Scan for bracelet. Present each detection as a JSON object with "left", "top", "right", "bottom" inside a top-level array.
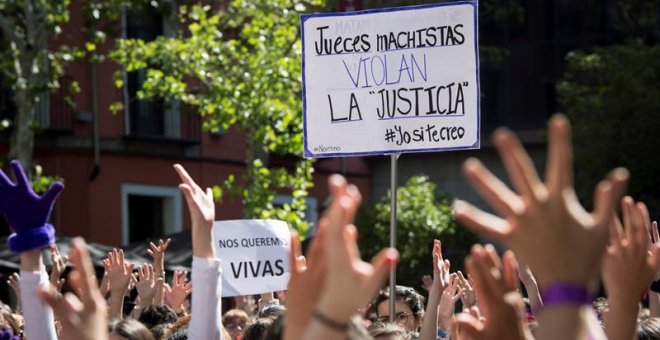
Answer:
[
  {"left": 540, "top": 283, "right": 592, "bottom": 310},
  {"left": 313, "top": 310, "right": 348, "bottom": 332}
]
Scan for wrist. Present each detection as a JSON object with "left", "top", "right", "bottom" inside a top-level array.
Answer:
[
  {"left": 110, "top": 288, "right": 128, "bottom": 298},
  {"left": 8, "top": 224, "right": 55, "bottom": 253},
  {"left": 20, "top": 249, "right": 44, "bottom": 272},
  {"left": 539, "top": 282, "right": 593, "bottom": 312},
  {"left": 317, "top": 297, "right": 354, "bottom": 323}
]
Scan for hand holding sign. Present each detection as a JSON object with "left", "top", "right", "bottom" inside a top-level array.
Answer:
[{"left": 174, "top": 164, "right": 216, "bottom": 259}]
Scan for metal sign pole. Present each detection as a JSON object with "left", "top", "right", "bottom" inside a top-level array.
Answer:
[{"left": 389, "top": 153, "right": 400, "bottom": 323}]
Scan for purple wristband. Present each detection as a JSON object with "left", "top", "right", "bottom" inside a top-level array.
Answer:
[
  {"left": 7, "top": 223, "right": 55, "bottom": 253},
  {"left": 541, "top": 283, "right": 592, "bottom": 309}
]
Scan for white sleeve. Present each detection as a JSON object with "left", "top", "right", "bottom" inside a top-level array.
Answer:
[
  {"left": 189, "top": 257, "right": 223, "bottom": 340},
  {"left": 20, "top": 270, "right": 57, "bottom": 340}
]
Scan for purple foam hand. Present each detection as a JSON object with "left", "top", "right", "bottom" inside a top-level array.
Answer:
[
  {"left": 0, "top": 327, "right": 20, "bottom": 340},
  {"left": 1, "top": 160, "right": 64, "bottom": 253}
]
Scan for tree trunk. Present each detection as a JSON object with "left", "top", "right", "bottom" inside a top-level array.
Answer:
[{"left": 8, "top": 89, "right": 35, "bottom": 170}]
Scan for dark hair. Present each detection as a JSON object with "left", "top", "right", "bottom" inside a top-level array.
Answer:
[
  {"left": 243, "top": 318, "right": 273, "bottom": 340},
  {"left": 258, "top": 304, "right": 286, "bottom": 319},
  {"left": 638, "top": 317, "right": 660, "bottom": 340},
  {"left": 109, "top": 319, "right": 155, "bottom": 340},
  {"left": 150, "top": 323, "right": 172, "bottom": 340},
  {"left": 368, "top": 322, "right": 411, "bottom": 340},
  {"left": 370, "top": 285, "right": 425, "bottom": 320},
  {"left": 138, "top": 304, "right": 178, "bottom": 329},
  {"left": 167, "top": 328, "right": 188, "bottom": 340},
  {"left": 262, "top": 314, "right": 285, "bottom": 340}
]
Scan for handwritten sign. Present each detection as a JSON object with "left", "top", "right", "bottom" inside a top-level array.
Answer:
[
  {"left": 213, "top": 219, "right": 291, "bottom": 297},
  {"left": 302, "top": 1, "right": 480, "bottom": 158}
]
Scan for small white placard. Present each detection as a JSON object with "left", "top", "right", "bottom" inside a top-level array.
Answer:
[
  {"left": 213, "top": 219, "right": 291, "bottom": 297},
  {"left": 302, "top": 1, "right": 480, "bottom": 157}
]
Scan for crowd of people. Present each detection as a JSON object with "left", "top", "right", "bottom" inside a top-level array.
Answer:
[{"left": 0, "top": 114, "right": 658, "bottom": 340}]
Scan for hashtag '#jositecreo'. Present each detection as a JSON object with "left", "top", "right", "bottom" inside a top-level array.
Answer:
[{"left": 385, "top": 128, "right": 395, "bottom": 143}]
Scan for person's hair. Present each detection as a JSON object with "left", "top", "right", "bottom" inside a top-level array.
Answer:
[
  {"left": 368, "top": 322, "right": 411, "bottom": 340},
  {"left": 164, "top": 314, "right": 190, "bottom": 339},
  {"left": 593, "top": 297, "right": 609, "bottom": 322},
  {"left": 138, "top": 304, "right": 179, "bottom": 329},
  {"left": 258, "top": 304, "right": 286, "bottom": 319},
  {"left": 262, "top": 314, "right": 285, "bottom": 340},
  {"left": 638, "top": 316, "right": 660, "bottom": 340},
  {"left": 109, "top": 318, "right": 155, "bottom": 340},
  {"left": 370, "top": 285, "right": 425, "bottom": 320},
  {"left": 150, "top": 322, "right": 173, "bottom": 340},
  {"left": 242, "top": 318, "right": 273, "bottom": 340},
  {"left": 0, "top": 310, "right": 21, "bottom": 337},
  {"left": 167, "top": 328, "right": 188, "bottom": 340},
  {"left": 222, "top": 308, "right": 251, "bottom": 325},
  {"left": 348, "top": 315, "right": 371, "bottom": 340}
]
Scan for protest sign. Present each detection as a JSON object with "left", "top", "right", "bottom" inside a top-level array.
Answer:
[
  {"left": 302, "top": 1, "right": 480, "bottom": 158},
  {"left": 212, "top": 219, "right": 291, "bottom": 297}
]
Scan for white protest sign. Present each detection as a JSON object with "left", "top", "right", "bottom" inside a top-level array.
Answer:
[
  {"left": 213, "top": 219, "right": 291, "bottom": 297},
  {"left": 302, "top": 1, "right": 480, "bottom": 158}
]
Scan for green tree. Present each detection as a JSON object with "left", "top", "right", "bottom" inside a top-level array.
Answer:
[
  {"left": 0, "top": 0, "right": 79, "bottom": 168},
  {"left": 111, "top": 1, "right": 323, "bottom": 234},
  {"left": 557, "top": 0, "right": 660, "bottom": 214},
  {"left": 557, "top": 42, "right": 660, "bottom": 214},
  {"left": 356, "top": 175, "right": 476, "bottom": 289},
  {"left": 0, "top": 0, "right": 140, "bottom": 170}
]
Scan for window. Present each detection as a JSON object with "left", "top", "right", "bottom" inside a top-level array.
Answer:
[
  {"left": 122, "top": 3, "right": 180, "bottom": 139},
  {"left": 121, "top": 184, "right": 182, "bottom": 245}
]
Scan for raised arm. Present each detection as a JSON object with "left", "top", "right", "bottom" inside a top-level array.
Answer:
[
  {"left": 601, "top": 198, "right": 660, "bottom": 340},
  {"left": 174, "top": 164, "right": 222, "bottom": 340},
  {"left": 39, "top": 238, "right": 109, "bottom": 340},
  {"left": 453, "top": 115, "right": 628, "bottom": 340},
  {"left": 420, "top": 239, "right": 451, "bottom": 340},
  {"left": 451, "top": 246, "right": 531, "bottom": 340},
  {"left": 302, "top": 175, "right": 398, "bottom": 340},
  {"left": 0, "top": 160, "right": 64, "bottom": 340},
  {"left": 105, "top": 248, "right": 135, "bottom": 320}
]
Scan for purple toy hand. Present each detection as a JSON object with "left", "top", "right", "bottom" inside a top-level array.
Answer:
[
  {"left": 0, "top": 327, "right": 20, "bottom": 340},
  {"left": 1, "top": 160, "right": 64, "bottom": 253}
]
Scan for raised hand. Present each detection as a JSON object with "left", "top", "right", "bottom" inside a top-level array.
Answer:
[
  {"left": 39, "top": 238, "right": 109, "bottom": 340},
  {"left": 174, "top": 164, "right": 215, "bottom": 259},
  {"left": 106, "top": 249, "right": 134, "bottom": 295},
  {"left": 452, "top": 245, "right": 530, "bottom": 340},
  {"left": 99, "top": 259, "right": 110, "bottom": 298},
  {"left": 454, "top": 115, "right": 628, "bottom": 288},
  {"left": 283, "top": 221, "right": 327, "bottom": 340},
  {"left": 601, "top": 197, "right": 660, "bottom": 340},
  {"left": 7, "top": 273, "right": 20, "bottom": 312},
  {"left": 165, "top": 270, "right": 192, "bottom": 312},
  {"left": 438, "top": 273, "right": 464, "bottom": 331},
  {"left": 456, "top": 271, "right": 477, "bottom": 308},
  {"left": 421, "top": 275, "right": 433, "bottom": 292},
  {"left": 432, "top": 239, "right": 451, "bottom": 292},
  {"left": 105, "top": 248, "right": 134, "bottom": 319},
  {"left": 49, "top": 244, "right": 67, "bottom": 289},
  {"left": 148, "top": 238, "right": 171, "bottom": 280},
  {"left": 303, "top": 175, "right": 398, "bottom": 338},
  {"left": 0, "top": 160, "right": 64, "bottom": 252},
  {"left": 515, "top": 257, "right": 542, "bottom": 314},
  {"left": 652, "top": 221, "right": 660, "bottom": 280},
  {"left": 134, "top": 263, "right": 161, "bottom": 307}
]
